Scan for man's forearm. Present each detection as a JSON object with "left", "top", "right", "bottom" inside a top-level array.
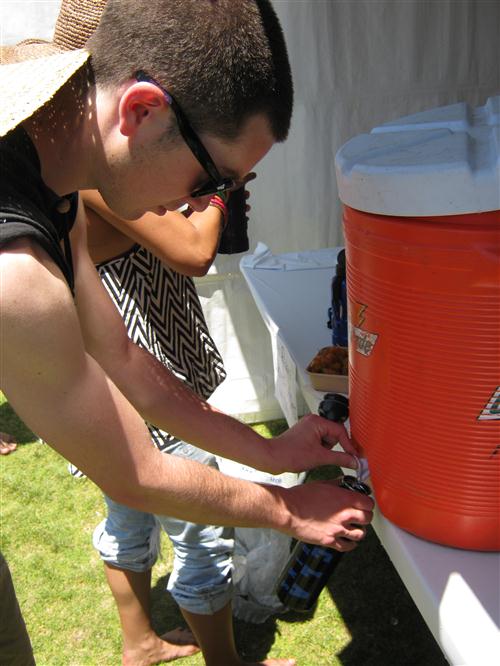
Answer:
[
  {"left": 115, "top": 447, "right": 289, "bottom": 530},
  {"left": 108, "top": 339, "right": 278, "bottom": 472}
]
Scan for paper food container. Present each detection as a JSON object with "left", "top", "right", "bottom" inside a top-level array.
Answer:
[{"left": 306, "top": 346, "right": 349, "bottom": 393}]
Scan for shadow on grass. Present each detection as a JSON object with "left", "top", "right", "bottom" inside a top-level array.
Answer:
[
  {"left": 0, "top": 400, "right": 39, "bottom": 445},
  {"left": 150, "top": 573, "right": 281, "bottom": 662},
  {"left": 273, "top": 529, "right": 449, "bottom": 665},
  {"left": 150, "top": 572, "right": 185, "bottom": 633},
  {"left": 325, "top": 527, "right": 447, "bottom": 666}
]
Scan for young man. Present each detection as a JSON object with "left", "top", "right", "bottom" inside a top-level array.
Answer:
[{"left": 0, "top": 2, "right": 374, "bottom": 664}]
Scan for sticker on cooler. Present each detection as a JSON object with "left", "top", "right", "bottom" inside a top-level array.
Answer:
[
  {"left": 350, "top": 302, "right": 379, "bottom": 357},
  {"left": 478, "top": 387, "right": 500, "bottom": 421},
  {"left": 352, "top": 327, "right": 378, "bottom": 357}
]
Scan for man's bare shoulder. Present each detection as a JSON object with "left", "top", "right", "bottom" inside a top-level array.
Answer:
[
  {"left": 1, "top": 237, "right": 71, "bottom": 315},
  {"left": 1, "top": 238, "right": 84, "bottom": 387}
]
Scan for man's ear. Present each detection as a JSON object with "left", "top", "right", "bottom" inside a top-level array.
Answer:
[{"left": 118, "top": 82, "right": 168, "bottom": 137}]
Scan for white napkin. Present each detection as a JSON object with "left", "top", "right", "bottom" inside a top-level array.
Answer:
[
  {"left": 241, "top": 242, "right": 341, "bottom": 271},
  {"left": 356, "top": 457, "right": 371, "bottom": 483}
]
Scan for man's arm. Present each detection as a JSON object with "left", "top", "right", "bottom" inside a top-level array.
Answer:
[{"left": 0, "top": 238, "right": 373, "bottom": 549}]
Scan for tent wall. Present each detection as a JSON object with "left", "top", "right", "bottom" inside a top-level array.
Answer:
[
  {"left": 0, "top": 1, "right": 60, "bottom": 43},
  {"left": 2, "top": 1, "right": 499, "bottom": 421}
]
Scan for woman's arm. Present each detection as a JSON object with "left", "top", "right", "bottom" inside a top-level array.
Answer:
[{"left": 81, "top": 189, "right": 223, "bottom": 276}]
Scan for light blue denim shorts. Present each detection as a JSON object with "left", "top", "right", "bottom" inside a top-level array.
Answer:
[{"left": 93, "top": 441, "right": 234, "bottom": 615}]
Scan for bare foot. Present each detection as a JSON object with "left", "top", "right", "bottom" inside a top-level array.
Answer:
[
  {"left": 0, "top": 432, "right": 17, "bottom": 455},
  {"left": 122, "top": 627, "right": 199, "bottom": 666},
  {"left": 160, "top": 627, "right": 199, "bottom": 647}
]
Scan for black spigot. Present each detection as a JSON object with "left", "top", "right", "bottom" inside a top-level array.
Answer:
[{"left": 318, "top": 393, "right": 349, "bottom": 423}]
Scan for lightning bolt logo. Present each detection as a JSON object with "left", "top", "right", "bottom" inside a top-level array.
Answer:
[{"left": 357, "top": 303, "right": 367, "bottom": 327}]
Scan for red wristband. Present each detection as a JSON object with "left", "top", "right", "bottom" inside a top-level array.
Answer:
[{"left": 209, "top": 194, "right": 228, "bottom": 228}]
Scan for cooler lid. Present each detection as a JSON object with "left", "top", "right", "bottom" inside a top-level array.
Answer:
[{"left": 335, "top": 95, "right": 500, "bottom": 216}]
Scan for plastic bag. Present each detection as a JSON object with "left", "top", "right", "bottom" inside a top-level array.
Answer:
[
  {"left": 232, "top": 527, "right": 292, "bottom": 623},
  {"left": 216, "top": 456, "right": 305, "bottom": 623}
]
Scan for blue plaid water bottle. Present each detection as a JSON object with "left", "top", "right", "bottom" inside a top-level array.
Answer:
[{"left": 276, "top": 475, "right": 371, "bottom": 612}]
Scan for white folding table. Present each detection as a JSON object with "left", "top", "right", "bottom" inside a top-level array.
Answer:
[{"left": 240, "top": 245, "right": 500, "bottom": 666}]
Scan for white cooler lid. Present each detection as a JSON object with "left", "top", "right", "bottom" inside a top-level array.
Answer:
[{"left": 335, "top": 95, "right": 500, "bottom": 216}]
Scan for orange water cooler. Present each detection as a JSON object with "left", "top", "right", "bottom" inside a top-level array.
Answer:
[{"left": 335, "top": 96, "right": 500, "bottom": 550}]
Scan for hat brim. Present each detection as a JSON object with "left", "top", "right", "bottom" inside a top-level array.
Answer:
[
  {"left": 0, "top": 38, "right": 63, "bottom": 65},
  {"left": 0, "top": 48, "right": 89, "bottom": 137}
]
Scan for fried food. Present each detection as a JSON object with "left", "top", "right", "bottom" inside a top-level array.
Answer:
[{"left": 307, "top": 346, "right": 348, "bottom": 375}]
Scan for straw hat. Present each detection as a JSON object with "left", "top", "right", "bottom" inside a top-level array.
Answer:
[{"left": 0, "top": 0, "right": 107, "bottom": 137}]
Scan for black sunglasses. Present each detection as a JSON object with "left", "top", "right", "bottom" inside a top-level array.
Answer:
[{"left": 136, "top": 70, "right": 235, "bottom": 198}]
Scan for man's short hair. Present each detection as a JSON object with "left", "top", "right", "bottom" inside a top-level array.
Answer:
[{"left": 87, "top": 0, "right": 293, "bottom": 142}]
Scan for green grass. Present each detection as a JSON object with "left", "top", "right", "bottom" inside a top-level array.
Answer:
[{"left": 0, "top": 398, "right": 448, "bottom": 665}]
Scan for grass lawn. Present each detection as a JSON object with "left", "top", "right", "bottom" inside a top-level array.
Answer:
[{"left": 0, "top": 396, "right": 448, "bottom": 665}]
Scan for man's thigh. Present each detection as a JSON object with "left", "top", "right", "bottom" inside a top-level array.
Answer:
[{"left": 0, "top": 551, "right": 35, "bottom": 666}]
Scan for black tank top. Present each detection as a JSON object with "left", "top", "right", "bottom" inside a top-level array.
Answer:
[{"left": 0, "top": 125, "right": 77, "bottom": 293}]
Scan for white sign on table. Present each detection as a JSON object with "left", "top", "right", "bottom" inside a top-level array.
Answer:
[{"left": 271, "top": 332, "right": 299, "bottom": 426}]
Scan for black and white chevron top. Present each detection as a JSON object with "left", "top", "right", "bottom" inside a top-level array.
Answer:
[{"left": 97, "top": 244, "right": 226, "bottom": 452}]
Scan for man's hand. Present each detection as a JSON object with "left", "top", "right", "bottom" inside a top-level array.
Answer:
[
  {"left": 281, "top": 477, "right": 374, "bottom": 551},
  {"left": 266, "top": 413, "right": 360, "bottom": 475}
]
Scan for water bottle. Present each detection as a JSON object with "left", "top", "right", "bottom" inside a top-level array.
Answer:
[
  {"left": 276, "top": 475, "right": 371, "bottom": 612},
  {"left": 327, "top": 248, "right": 348, "bottom": 346}
]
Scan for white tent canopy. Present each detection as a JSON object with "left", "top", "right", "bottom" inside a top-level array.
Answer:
[{"left": 2, "top": 0, "right": 498, "bottom": 420}]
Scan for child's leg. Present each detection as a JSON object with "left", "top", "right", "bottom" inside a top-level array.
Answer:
[
  {"left": 180, "top": 602, "right": 237, "bottom": 664},
  {"left": 94, "top": 496, "right": 198, "bottom": 665},
  {"left": 181, "top": 602, "right": 295, "bottom": 666},
  {"left": 104, "top": 564, "right": 198, "bottom": 665}
]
